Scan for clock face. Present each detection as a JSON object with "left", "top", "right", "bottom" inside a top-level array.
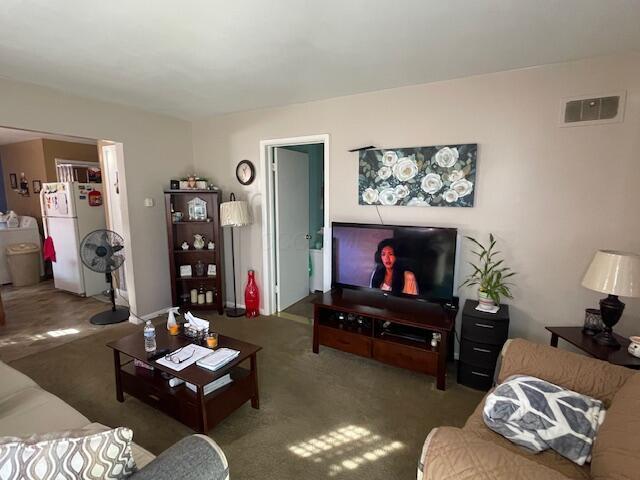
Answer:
[{"left": 236, "top": 160, "right": 255, "bottom": 185}]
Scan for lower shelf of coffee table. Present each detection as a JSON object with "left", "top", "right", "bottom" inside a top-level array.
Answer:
[{"left": 120, "top": 362, "right": 255, "bottom": 432}]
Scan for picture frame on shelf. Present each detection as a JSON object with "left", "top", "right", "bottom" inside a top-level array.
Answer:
[
  {"left": 32, "top": 180, "right": 42, "bottom": 194},
  {"left": 179, "top": 265, "right": 193, "bottom": 277},
  {"left": 207, "top": 264, "right": 216, "bottom": 276}
]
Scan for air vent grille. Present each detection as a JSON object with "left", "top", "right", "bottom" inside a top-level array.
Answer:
[{"left": 561, "top": 92, "right": 625, "bottom": 126}]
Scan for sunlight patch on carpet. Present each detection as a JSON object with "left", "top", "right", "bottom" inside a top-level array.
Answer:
[{"left": 287, "top": 425, "right": 404, "bottom": 476}]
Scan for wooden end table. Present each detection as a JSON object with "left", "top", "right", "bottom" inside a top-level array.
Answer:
[
  {"left": 546, "top": 326, "right": 640, "bottom": 369},
  {"left": 107, "top": 329, "right": 262, "bottom": 433}
]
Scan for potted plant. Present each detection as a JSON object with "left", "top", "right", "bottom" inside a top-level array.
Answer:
[{"left": 460, "top": 233, "right": 516, "bottom": 309}]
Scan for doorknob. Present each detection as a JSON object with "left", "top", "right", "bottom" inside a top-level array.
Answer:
[{"left": 305, "top": 234, "right": 311, "bottom": 240}]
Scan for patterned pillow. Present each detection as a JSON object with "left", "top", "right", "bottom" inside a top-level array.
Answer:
[{"left": 0, "top": 427, "right": 136, "bottom": 480}]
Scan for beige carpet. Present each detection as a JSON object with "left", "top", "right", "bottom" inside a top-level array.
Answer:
[{"left": 9, "top": 313, "right": 484, "bottom": 479}]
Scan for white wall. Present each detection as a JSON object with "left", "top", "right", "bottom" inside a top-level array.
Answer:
[
  {"left": 0, "top": 77, "right": 195, "bottom": 317},
  {"left": 193, "top": 53, "right": 640, "bottom": 344}
]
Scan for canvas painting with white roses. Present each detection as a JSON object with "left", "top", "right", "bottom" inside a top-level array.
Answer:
[{"left": 359, "top": 144, "right": 477, "bottom": 207}]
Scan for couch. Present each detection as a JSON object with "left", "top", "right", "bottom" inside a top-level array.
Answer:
[
  {"left": 0, "top": 360, "right": 229, "bottom": 479},
  {"left": 418, "top": 338, "right": 640, "bottom": 480}
]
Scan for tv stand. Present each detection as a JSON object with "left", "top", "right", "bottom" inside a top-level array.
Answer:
[{"left": 312, "top": 289, "right": 456, "bottom": 390}]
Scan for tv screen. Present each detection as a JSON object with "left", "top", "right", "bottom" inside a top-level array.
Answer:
[{"left": 332, "top": 222, "right": 457, "bottom": 302}]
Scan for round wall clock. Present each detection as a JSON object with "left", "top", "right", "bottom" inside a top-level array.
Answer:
[{"left": 236, "top": 160, "right": 255, "bottom": 185}]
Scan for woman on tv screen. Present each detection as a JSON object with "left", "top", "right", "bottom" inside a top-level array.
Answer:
[{"left": 370, "top": 239, "right": 418, "bottom": 295}]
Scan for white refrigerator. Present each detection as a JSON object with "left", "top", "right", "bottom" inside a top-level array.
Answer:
[{"left": 40, "top": 182, "right": 108, "bottom": 297}]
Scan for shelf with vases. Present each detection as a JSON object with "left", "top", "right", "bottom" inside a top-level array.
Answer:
[
  {"left": 177, "top": 276, "right": 217, "bottom": 281},
  {"left": 174, "top": 249, "right": 216, "bottom": 254},
  {"left": 172, "top": 220, "right": 213, "bottom": 225}
]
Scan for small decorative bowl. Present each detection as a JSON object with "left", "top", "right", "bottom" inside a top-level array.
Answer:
[{"left": 628, "top": 336, "right": 640, "bottom": 358}]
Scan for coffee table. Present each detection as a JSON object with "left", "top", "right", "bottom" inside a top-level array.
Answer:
[{"left": 107, "top": 328, "right": 262, "bottom": 433}]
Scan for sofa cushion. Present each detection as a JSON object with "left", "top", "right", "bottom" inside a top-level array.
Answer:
[
  {"left": 419, "top": 426, "right": 568, "bottom": 480},
  {"left": 463, "top": 397, "right": 590, "bottom": 480},
  {"left": 590, "top": 373, "right": 640, "bottom": 480},
  {"left": 0, "top": 361, "right": 36, "bottom": 400},
  {"left": 498, "top": 339, "right": 631, "bottom": 407},
  {"left": 0, "top": 387, "right": 89, "bottom": 437},
  {"left": 0, "top": 427, "right": 136, "bottom": 480}
]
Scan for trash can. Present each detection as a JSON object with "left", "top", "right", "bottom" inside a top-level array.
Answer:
[{"left": 6, "top": 243, "right": 41, "bottom": 286}]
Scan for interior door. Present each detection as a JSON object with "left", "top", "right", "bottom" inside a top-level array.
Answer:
[
  {"left": 274, "top": 147, "right": 310, "bottom": 311},
  {"left": 100, "top": 143, "right": 127, "bottom": 299}
]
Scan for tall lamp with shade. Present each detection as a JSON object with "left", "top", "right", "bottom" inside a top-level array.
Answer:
[
  {"left": 581, "top": 250, "right": 640, "bottom": 347},
  {"left": 220, "top": 193, "right": 251, "bottom": 317}
]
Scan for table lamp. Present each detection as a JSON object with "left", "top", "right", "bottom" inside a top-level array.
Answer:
[
  {"left": 220, "top": 193, "right": 251, "bottom": 317},
  {"left": 581, "top": 250, "right": 640, "bottom": 347}
]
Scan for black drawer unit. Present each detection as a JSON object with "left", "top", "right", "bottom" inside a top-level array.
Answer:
[{"left": 457, "top": 300, "right": 509, "bottom": 391}]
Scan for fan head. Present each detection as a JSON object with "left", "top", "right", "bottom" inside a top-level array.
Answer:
[{"left": 80, "top": 229, "right": 125, "bottom": 273}]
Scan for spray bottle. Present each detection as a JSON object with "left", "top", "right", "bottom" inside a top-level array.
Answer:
[{"left": 166, "top": 307, "right": 180, "bottom": 331}]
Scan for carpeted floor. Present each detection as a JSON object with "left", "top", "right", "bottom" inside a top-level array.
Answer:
[{"left": 9, "top": 313, "right": 484, "bottom": 479}]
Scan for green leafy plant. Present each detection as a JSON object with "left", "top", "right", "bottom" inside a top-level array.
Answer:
[{"left": 460, "top": 233, "right": 516, "bottom": 304}]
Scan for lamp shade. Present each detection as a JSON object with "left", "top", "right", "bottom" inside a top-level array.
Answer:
[
  {"left": 220, "top": 200, "right": 250, "bottom": 227},
  {"left": 581, "top": 250, "right": 640, "bottom": 298}
]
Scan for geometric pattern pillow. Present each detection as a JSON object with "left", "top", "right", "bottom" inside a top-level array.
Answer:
[{"left": 0, "top": 427, "right": 136, "bottom": 480}]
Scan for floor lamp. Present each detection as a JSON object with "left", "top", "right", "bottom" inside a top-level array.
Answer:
[{"left": 220, "top": 193, "right": 251, "bottom": 317}]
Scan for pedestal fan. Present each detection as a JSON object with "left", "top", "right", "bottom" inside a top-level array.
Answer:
[{"left": 80, "top": 229, "right": 130, "bottom": 325}]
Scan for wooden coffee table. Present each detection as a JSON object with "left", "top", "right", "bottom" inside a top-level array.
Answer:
[{"left": 107, "top": 328, "right": 261, "bottom": 433}]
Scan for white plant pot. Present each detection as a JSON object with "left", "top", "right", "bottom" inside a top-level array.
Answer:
[{"left": 478, "top": 290, "right": 496, "bottom": 309}]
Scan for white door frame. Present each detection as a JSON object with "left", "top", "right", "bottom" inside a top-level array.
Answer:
[{"left": 260, "top": 134, "right": 331, "bottom": 315}]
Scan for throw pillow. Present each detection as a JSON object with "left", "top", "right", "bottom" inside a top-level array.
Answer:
[{"left": 0, "top": 427, "right": 136, "bottom": 480}]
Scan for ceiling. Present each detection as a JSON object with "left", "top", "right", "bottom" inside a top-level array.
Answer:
[
  {"left": 0, "top": 0, "right": 639, "bottom": 119},
  {"left": 0, "top": 127, "right": 96, "bottom": 146}
]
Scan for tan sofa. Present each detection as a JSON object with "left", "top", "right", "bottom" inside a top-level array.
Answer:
[
  {"left": 0, "top": 359, "right": 155, "bottom": 467},
  {"left": 419, "top": 339, "right": 640, "bottom": 480}
]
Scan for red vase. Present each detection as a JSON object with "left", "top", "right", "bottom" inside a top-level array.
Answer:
[{"left": 244, "top": 270, "right": 260, "bottom": 317}]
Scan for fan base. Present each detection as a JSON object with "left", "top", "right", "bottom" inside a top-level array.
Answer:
[
  {"left": 225, "top": 307, "right": 246, "bottom": 318},
  {"left": 90, "top": 307, "right": 130, "bottom": 325}
]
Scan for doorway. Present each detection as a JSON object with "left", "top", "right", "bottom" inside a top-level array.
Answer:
[{"left": 260, "top": 135, "right": 330, "bottom": 316}]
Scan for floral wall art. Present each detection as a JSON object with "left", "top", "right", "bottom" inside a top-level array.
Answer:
[{"left": 358, "top": 144, "right": 477, "bottom": 207}]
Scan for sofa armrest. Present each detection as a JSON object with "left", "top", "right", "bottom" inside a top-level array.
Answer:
[
  {"left": 130, "top": 434, "right": 228, "bottom": 480},
  {"left": 497, "top": 338, "right": 632, "bottom": 406},
  {"left": 418, "top": 427, "right": 569, "bottom": 480}
]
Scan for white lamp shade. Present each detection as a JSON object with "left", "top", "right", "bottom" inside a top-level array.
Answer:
[
  {"left": 220, "top": 200, "right": 251, "bottom": 227},
  {"left": 581, "top": 250, "right": 640, "bottom": 298}
]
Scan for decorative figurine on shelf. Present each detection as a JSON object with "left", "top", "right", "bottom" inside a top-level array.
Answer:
[
  {"left": 187, "top": 197, "right": 207, "bottom": 221},
  {"left": 187, "top": 175, "right": 197, "bottom": 189},
  {"left": 193, "top": 234, "right": 205, "bottom": 250},
  {"left": 207, "top": 241, "right": 215, "bottom": 250},
  {"left": 244, "top": 270, "right": 260, "bottom": 318},
  {"left": 181, "top": 241, "right": 189, "bottom": 250}
]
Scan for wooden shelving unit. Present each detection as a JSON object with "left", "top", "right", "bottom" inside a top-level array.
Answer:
[{"left": 164, "top": 190, "right": 224, "bottom": 314}]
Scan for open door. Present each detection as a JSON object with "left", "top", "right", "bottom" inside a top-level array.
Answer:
[
  {"left": 98, "top": 141, "right": 128, "bottom": 301},
  {"left": 274, "top": 147, "right": 310, "bottom": 311}
]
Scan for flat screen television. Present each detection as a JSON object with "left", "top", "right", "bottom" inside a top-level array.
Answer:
[{"left": 332, "top": 222, "right": 457, "bottom": 303}]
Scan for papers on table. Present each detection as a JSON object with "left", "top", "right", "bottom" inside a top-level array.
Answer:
[
  {"left": 196, "top": 348, "right": 240, "bottom": 372},
  {"left": 155, "top": 344, "right": 213, "bottom": 371}
]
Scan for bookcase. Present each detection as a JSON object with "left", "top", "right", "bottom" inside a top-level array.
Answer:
[{"left": 164, "top": 190, "right": 224, "bottom": 314}]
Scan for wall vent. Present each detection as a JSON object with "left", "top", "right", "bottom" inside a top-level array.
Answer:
[{"left": 560, "top": 91, "right": 625, "bottom": 127}]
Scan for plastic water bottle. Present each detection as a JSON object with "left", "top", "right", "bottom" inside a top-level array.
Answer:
[{"left": 144, "top": 320, "right": 156, "bottom": 352}]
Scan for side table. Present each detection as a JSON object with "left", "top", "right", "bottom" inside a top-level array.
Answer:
[{"left": 546, "top": 326, "right": 640, "bottom": 369}]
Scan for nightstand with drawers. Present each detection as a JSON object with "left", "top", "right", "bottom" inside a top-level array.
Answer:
[{"left": 457, "top": 299, "right": 510, "bottom": 391}]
